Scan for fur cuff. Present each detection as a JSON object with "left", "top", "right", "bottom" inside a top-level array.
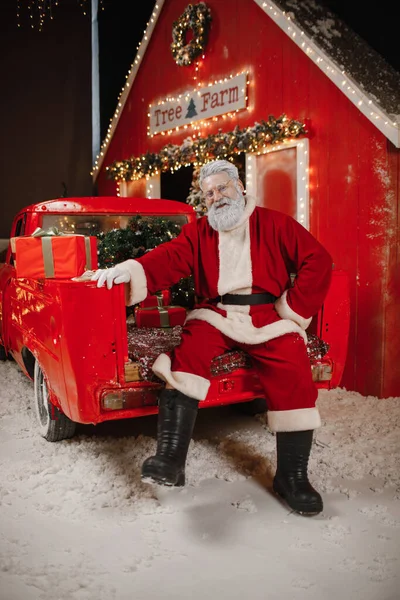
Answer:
[
  {"left": 275, "top": 290, "right": 312, "bottom": 330},
  {"left": 152, "top": 353, "right": 210, "bottom": 400},
  {"left": 120, "top": 259, "right": 147, "bottom": 306},
  {"left": 268, "top": 407, "right": 321, "bottom": 432}
]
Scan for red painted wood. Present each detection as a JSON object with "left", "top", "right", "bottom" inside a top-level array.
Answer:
[
  {"left": 96, "top": 0, "right": 400, "bottom": 397},
  {"left": 383, "top": 144, "right": 400, "bottom": 397}
]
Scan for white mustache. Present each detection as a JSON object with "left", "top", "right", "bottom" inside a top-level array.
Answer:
[{"left": 213, "top": 197, "right": 235, "bottom": 209}]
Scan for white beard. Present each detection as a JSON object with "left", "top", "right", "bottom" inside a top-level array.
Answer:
[{"left": 207, "top": 190, "right": 246, "bottom": 232}]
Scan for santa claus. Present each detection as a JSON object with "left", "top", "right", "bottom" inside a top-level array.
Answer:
[{"left": 93, "top": 159, "right": 333, "bottom": 516}]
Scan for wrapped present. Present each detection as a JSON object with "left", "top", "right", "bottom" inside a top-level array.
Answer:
[
  {"left": 140, "top": 290, "right": 171, "bottom": 308},
  {"left": 135, "top": 305, "right": 186, "bottom": 328},
  {"left": 211, "top": 350, "right": 252, "bottom": 376},
  {"left": 127, "top": 325, "right": 183, "bottom": 381},
  {"left": 126, "top": 325, "right": 331, "bottom": 383},
  {"left": 11, "top": 227, "right": 97, "bottom": 279},
  {"left": 306, "top": 333, "right": 330, "bottom": 361}
]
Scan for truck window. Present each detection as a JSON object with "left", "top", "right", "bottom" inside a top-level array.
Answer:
[
  {"left": 8, "top": 213, "right": 27, "bottom": 265},
  {"left": 41, "top": 214, "right": 188, "bottom": 236},
  {"left": 14, "top": 214, "right": 27, "bottom": 237}
]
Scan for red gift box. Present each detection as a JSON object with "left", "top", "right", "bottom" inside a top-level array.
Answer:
[
  {"left": 140, "top": 290, "right": 171, "bottom": 308},
  {"left": 135, "top": 305, "right": 186, "bottom": 328},
  {"left": 11, "top": 234, "right": 98, "bottom": 279}
]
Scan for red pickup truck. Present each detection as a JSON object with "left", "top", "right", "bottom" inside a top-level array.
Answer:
[{"left": 0, "top": 197, "right": 350, "bottom": 442}]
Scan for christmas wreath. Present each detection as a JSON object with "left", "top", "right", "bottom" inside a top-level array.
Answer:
[{"left": 171, "top": 2, "right": 212, "bottom": 67}]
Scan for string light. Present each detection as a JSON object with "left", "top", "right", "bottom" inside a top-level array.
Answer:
[
  {"left": 256, "top": 0, "right": 399, "bottom": 147},
  {"left": 106, "top": 114, "right": 306, "bottom": 183},
  {"left": 93, "top": 0, "right": 399, "bottom": 180},
  {"left": 16, "top": 0, "right": 104, "bottom": 31},
  {"left": 91, "top": 1, "right": 165, "bottom": 177},
  {"left": 245, "top": 139, "right": 310, "bottom": 228},
  {"left": 147, "top": 71, "right": 249, "bottom": 137}
]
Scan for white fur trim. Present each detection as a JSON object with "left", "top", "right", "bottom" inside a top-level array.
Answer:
[
  {"left": 152, "top": 353, "right": 210, "bottom": 401},
  {"left": 268, "top": 408, "right": 321, "bottom": 432},
  {"left": 119, "top": 259, "right": 148, "bottom": 306},
  {"left": 218, "top": 221, "right": 252, "bottom": 298},
  {"left": 275, "top": 289, "right": 312, "bottom": 330},
  {"left": 186, "top": 308, "right": 307, "bottom": 345}
]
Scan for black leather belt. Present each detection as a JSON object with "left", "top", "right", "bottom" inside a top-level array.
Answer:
[{"left": 207, "top": 292, "right": 277, "bottom": 305}]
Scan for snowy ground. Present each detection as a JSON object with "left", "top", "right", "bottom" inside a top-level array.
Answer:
[{"left": 0, "top": 359, "right": 399, "bottom": 600}]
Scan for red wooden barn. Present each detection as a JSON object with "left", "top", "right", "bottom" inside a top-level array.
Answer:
[{"left": 93, "top": 0, "right": 400, "bottom": 399}]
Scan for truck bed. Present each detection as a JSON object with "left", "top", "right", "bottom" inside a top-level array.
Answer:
[{"left": 126, "top": 322, "right": 330, "bottom": 383}]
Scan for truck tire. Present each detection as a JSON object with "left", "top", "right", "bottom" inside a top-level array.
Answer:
[
  {"left": 33, "top": 361, "right": 77, "bottom": 442},
  {"left": 0, "top": 344, "right": 11, "bottom": 362},
  {"left": 235, "top": 397, "right": 268, "bottom": 416}
]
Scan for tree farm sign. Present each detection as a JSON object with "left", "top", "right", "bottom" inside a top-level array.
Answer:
[{"left": 149, "top": 73, "right": 247, "bottom": 135}]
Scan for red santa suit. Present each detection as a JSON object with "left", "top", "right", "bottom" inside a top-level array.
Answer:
[{"left": 121, "top": 195, "right": 333, "bottom": 432}]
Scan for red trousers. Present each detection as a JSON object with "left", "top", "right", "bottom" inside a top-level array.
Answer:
[{"left": 171, "top": 319, "right": 317, "bottom": 413}]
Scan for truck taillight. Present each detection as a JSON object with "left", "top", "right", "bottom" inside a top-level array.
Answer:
[{"left": 102, "top": 388, "right": 159, "bottom": 411}]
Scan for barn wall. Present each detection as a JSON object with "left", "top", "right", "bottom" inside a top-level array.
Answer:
[{"left": 96, "top": 0, "right": 400, "bottom": 398}]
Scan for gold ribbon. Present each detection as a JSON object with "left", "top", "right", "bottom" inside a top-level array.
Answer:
[
  {"left": 41, "top": 237, "right": 55, "bottom": 277},
  {"left": 158, "top": 307, "right": 170, "bottom": 328},
  {"left": 84, "top": 236, "right": 92, "bottom": 270},
  {"left": 137, "top": 306, "right": 184, "bottom": 328},
  {"left": 31, "top": 227, "right": 93, "bottom": 276},
  {"left": 31, "top": 226, "right": 64, "bottom": 237}
]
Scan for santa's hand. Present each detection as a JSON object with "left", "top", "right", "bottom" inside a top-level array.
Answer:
[{"left": 91, "top": 265, "right": 131, "bottom": 289}]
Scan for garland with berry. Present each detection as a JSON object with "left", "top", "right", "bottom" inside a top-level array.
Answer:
[{"left": 171, "top": 2, "right": 212, "bottom": 67}]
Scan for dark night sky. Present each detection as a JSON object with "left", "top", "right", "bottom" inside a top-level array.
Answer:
[
  {"left": 5, "top": 0, "right": 398, "bottom": 141},
  {"left": 98, "top": 0, "right": 399, "bottom": 140},
  {"left": 0, "top": 0, "right": 397, "bottom": 237},
  {"left": 315, "top": 0, "right": 398, "bottom": 71}
]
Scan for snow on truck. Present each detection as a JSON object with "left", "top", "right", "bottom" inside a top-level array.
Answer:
[{"left": 0, "top": 197, "right": 350, "bottom": 442}]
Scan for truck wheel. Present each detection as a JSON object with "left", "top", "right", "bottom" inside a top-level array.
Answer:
[
  {"left": 235, "top": 397, "right": 268, "bottom": 416},
  {"left": 33, "top": 361, "right": 76, "bottom": 442},
  {"left": 0, "top": 344, "right": 9, "bottom": 361}
]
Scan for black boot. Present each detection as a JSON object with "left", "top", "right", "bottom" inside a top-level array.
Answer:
[
  {"left": 273, "top": 430, "right": 323, "bottom": 515},
  {"left": 141, "top": 389, "right": 199, "bottom": 487}
]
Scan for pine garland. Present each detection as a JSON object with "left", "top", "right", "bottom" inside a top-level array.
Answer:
[
  {"left": 106, "top": 115, "right": 306, "bottom": 182},
  {"left": 97, "top": 215, "right": 195, "bottom": 307}
]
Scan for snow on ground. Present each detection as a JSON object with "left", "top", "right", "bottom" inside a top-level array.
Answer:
[{"left": 0, "top": 359, "right": 399, "bottom": 600}]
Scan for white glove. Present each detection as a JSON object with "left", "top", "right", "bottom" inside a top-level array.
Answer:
[{"left": 91, "top": 265, "right": 131, "bottom": 289}]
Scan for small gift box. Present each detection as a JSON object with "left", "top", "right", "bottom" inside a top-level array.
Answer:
[
  {"left": 11, "top": 227, "right": 98, "bottom": 279},
  {"left": 135, "top": 305, "right": 186, "bottom": 328},
  {"left": 140, "top": 290, "right": 171, "bottom": 308}
]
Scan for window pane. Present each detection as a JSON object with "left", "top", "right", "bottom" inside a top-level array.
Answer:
[{"left": 41, "top": 214, "right": 188, "bottom": 236}]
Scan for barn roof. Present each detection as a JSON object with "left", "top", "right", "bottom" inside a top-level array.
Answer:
[
  {"left": 261, "top": 0, "right": 400, "bottom": 141},
  {"left": 92, "top": 0, "right": 400, "bottom": 180}
]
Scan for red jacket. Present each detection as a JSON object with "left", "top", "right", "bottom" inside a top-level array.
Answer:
[{"left": 122, "top": 195, "right": 332, "bottom": 345}]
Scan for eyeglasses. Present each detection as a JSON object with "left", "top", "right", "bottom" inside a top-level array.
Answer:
[{"left": 203, "top": 179, "right": 232, "bottom": 201}]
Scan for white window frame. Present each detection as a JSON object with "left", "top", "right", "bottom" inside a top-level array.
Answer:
[
  {"left": 245, "top": 138, "right": 309, "bottom": 229},
  {"left": 118, "top": 175, "right": 161, "bottom": 199}
]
